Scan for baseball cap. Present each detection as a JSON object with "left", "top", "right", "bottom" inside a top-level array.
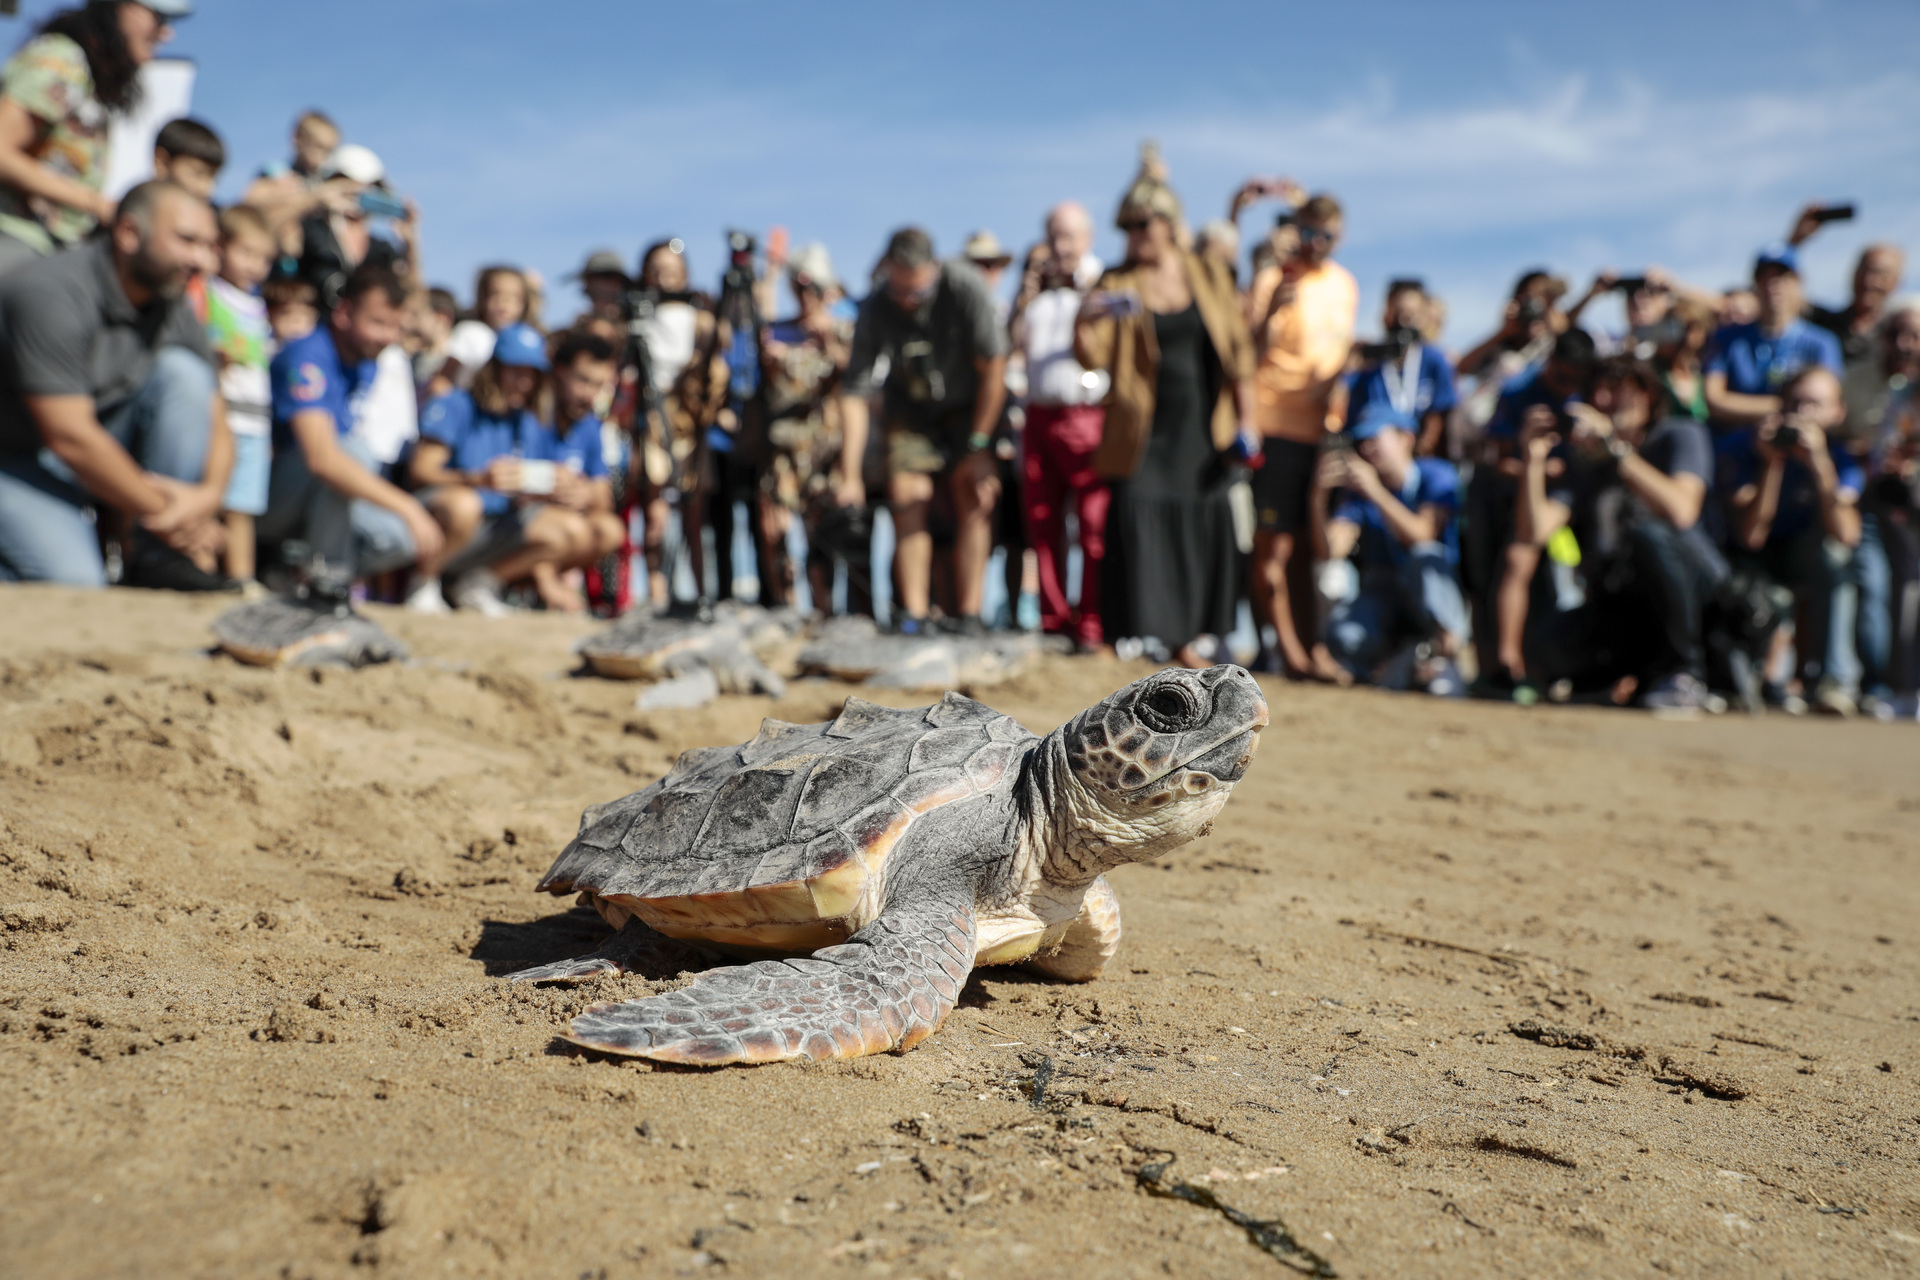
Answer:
[
  {"left": 1753, "top": 242, "right": 1800, "bottom": 276},
  {"left": 139, "top": 1, "right": 195, "bottom": 17},
  {"left": 1348, "top": 401, "right": 1416, "bottom": 442},
  {"left": 318, "top": 144, "right": 385, "bottom": 186},
  {"left": 570, "top": 249, "right": 628, "bottom": 281},
  {"left": 492, "top": 323, "right": 549, "bottom": 372}
]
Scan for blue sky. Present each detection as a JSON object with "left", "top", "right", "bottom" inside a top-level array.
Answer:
[{"left": 15, "top": 0, "right": 1918, "bottom": 342}]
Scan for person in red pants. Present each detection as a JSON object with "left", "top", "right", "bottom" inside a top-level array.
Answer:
[{"left": 1012, "top": 201, "right": 1109, "bottom": 650}]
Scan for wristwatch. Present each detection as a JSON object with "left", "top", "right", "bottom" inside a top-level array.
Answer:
[{"left": 1605, "top": 437, "right": 1633, "bottom": 462}]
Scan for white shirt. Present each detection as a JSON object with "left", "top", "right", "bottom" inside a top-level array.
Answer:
[
  {"left": 351, "top": 344, "right": 420, "bottom": 466},
  {"left": 637, "top": 301, "right": 698, "bottom": 388},
  {"left": 1023, "top": 253, "right": 1108, "bottom": 406}
]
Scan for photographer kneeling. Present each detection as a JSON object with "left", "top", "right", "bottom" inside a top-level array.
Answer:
[
  {"left": 409, "top": 325, "right": 599, "bottom": 615},
  {"left": 1318, "top": 403, "right": 1467, "bottom": 692},
  {"left": 1516, "top": 358, "right": 1724, "bottom": 712},
  {"left": 1726, "top": 365, "right": 1863, "bottom": 713}
]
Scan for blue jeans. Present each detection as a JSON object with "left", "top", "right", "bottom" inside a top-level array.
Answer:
[
  {"left": 0, "top": 347, "right": 215, "bottom": 586},
  {"left": 256, "top": 433, "right": 415, "bottom": 580},
  {"left": 1830, "top": 509, "right": 1890, "bottom": 696},
  {"left": 1325, "top": 542, "right": 1468, "bottom": 676}
]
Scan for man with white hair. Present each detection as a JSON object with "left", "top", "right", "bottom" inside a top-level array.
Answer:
[{"left": 1010, "top": 200, "right": 1107, "bottom": 650}]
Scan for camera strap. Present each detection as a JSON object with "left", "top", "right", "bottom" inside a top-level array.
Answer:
[{"left": 1381, "top": 345, "right": 1424, "bottom": 416}]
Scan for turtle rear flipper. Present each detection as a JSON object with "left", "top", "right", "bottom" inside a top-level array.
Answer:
[{"left": 566, "top": 898, "right": 976, "bottom": 1065}]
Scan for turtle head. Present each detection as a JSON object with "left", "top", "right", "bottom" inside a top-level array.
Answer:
[{"left": 1053, "top": 665, "right": 1269, "bottom": 871}]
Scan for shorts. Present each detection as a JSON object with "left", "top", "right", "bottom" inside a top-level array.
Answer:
[
  {"left": 441, "top": 502, "right": 533, "bottom": 578},
  {"left": 885, "top": 409, "right": 975, "bottom": 477},
  {"left": 1251, "top": 437, "right": 1321, "bottom": 534},
  {"left": 222, "top": 431, "right": 271, "bottom": 517}
]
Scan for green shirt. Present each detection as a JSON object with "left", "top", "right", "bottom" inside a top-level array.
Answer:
[{"left": 0, "top": 34, "right": 108, "bottom": 249}]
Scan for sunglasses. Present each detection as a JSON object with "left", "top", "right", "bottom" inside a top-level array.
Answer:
[
  {"left": 1297, "top": 225, "right": 1335, "bottom": 243},
  {"left": 1118, "top": 219, "right": 1152, "bottom": 234}
]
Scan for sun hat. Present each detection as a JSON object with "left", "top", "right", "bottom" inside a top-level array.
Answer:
[
  {"left": 318, "top": 144, "right": 385, "bottom": 186},
  {"left": 139, "top": 1, "right": 195, "bottom": 17},
  {"left": 786, "top": 242, "right": 837, "bottom": 292},
  {"left": 570, "top": 249, "right": 629, "bottom": 282},
  {"left": 962, "top": 230, "right": 1012, "bottom": 269}
]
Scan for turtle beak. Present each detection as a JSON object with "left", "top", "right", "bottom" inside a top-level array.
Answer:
[{"left": 1174, "top": 666, "right": 1268, "bottom": 784}]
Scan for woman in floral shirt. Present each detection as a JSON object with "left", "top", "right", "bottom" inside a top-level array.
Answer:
[{"left": 0, "top": 2, "right": 180, "bottom": 276}]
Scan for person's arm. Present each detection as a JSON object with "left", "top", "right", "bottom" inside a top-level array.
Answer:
[
  {"left": 0, "top": 98, "right": 115, "bottom": 225},
  {"left": 1345, "top": 455, "right": 1442, "bottom": 548},
  {"left": 1797, "top": 423, "right": 1862, "bottom": 546},
  {"left": 1324, "top": 517, "right": 1360, "bottom": 561},
  {"left": 1514, "top": 415, "right": 1570, "bottom": 548},
  {"left": 1730, "top": 428, "right": 1785, "bottom": 551},
  {"left": 1618, "top": 452, "right": 1704, "bottom": 530},
  {"left": 1564, "top": 271, "right": 1616, "bottom": 327},
  {"left": 25, "top": 394, "right": 169, "bottom": 516},
  {"left": 1703, "top": 371, "right": 1780, "bottom": 425},
  {"left": 968, "top": 354, "right": 1007, "bottom": 450},
  {"left": 834, "top": 395, "right": 868, "bottom": 508}
]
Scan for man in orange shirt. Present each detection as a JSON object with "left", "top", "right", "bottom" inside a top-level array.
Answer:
[{"left": 1246, "top": 193, "right": 1357, "bottom": 679}]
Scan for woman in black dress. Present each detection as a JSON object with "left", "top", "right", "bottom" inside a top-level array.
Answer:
[{"left": 1075, "top": 153, "right": 1260, "bottom": 667}]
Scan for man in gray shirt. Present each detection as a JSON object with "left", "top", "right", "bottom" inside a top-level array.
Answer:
[
  {"left": 0, "top": 179, "right": 233, "bottom": 587},
  {"left": 835, "top": 226, "right": 1008, "bottom": 633}
]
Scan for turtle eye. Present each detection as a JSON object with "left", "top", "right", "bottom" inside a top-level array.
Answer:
[{"left": 1139, "top": 683, "right": 1199, "bottom": 733}]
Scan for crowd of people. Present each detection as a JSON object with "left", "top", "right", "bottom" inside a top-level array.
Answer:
[{"left": 3, "top": 2, "right": 1918, "bottom": 722}]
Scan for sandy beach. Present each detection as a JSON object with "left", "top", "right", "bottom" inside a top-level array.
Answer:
[{"left": 1, "top": 583, "right": 1915, "bottom": 1278}]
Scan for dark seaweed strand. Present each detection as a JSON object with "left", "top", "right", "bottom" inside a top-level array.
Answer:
[{"left": 1135, "top": 1156, "right": 1336, "bottom": 1277}]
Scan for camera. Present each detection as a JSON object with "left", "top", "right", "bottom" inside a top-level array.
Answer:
[
  {"left": 898, "top": 338, "right": 944, "bottom": 403},
  {"left": 1774, "top": 423, "right": 1802, "bottom": 451},
  {"left": 1516, "top": 297, "right": 1548, "bottom": 325},
  {"left": 1612, "top": 275, "right": 1649, "bottom": 295},
  {"left": 1358, "top": 324, "right": 1423, "bottom": 364}
]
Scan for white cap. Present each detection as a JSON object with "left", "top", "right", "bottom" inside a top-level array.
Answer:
[
  {"left": 446, "top": 320, "right": 497, "bottom": 368},
  {"left": 319, "top": 143, "right": 385, "bottom": 185}
]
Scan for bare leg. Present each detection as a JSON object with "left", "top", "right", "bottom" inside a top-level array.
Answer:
[
  {"left": 494, "top": 508, "right": 588, "bottom": 609},
  {"left": 1497, "top": 543, "right": 1541, "bottom": 678},
  {"left": 222, "top": 511, "right": 255, "bottom": 581},
  {"left": 1251, "top": 529, "right": 1315, "bottom": 674},
  {"left": 950, "top": 450, "right": 1001, "bottom": 619},
  {"left": 642, "top": 494, "right": 671, "bottom": 606},
  {"left": 890, "top": 471, "right": 935, "bottom": 618},
  {"left": 426, "top": 485, "right": 485, "bottom": 564}
]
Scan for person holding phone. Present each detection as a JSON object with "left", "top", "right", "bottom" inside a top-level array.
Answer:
[
  {"left": 1073, "top": 153, "right": 1258, "bottom": 668},
  {"left": 408, "top": 324, "right": 596, "bottom": 615}
]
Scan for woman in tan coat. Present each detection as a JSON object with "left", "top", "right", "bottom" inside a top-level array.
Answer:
[{"left": 1074, "top": 156, "right": 1259, "bottom": 667}]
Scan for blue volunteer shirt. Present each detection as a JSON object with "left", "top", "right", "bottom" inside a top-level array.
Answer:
[
  {"left": 1703, "top": 320, "right": 1843, "bottom": 400},
  {"left": 269, "top": 326, "right": 375, "bottom": 451},
  {"left": 1333, "top": 457, "right": 1460, "bottom": 569},
  {"left": 1727, "top": 430, "right": 1864, "bottom": 546},
  {"left": 418, "top": 388, "right": 542, "bottom": 516},
  {"left": 1345, "top": 344, "right": 1458, "bottom": 428},
  {"left": 531, "top": 415, "right": 610, "bottom": 480},
  {"left": 1484, "top": 365, "right": 1574, "bottom": 441}
]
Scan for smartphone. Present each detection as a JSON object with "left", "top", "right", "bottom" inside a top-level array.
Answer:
[
  {"left": 1087, "top": 289, "right": 1142, "bottom": 320},
  {"left": 518, "top": 460, "right": 557, "bottom": 496},
  {"left": 1812, "top": 203, "right": 1856, "bottom": 224},
  {"left": 357, "top": 187, "right": 408, "bottom": 220}
]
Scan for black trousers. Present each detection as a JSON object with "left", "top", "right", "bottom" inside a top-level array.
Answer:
[{"left": 1528, "top": 520, "right": 1723, "bottom": 689}]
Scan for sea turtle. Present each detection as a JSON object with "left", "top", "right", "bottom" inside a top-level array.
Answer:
[
  {"left": 511, "top": 664, "right": 1268, "bottom": 1064},
  {"left": 577, "top": 601, "right": 798, "bottom": 708},
  {"left": 212, "top": 593, "right": 407, "bottom": 669},
  {"left": 796, "top": 615, "right": 1040, "bottom": 691}
]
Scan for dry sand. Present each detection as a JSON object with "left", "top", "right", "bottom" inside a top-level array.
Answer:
[{"left": 1, "top": 584, "right": 1916, "bottom": 1279}]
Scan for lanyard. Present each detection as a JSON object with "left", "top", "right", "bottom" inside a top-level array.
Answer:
[{"left": 1381, "top": 345, "right": 1424, "bottom": 415}]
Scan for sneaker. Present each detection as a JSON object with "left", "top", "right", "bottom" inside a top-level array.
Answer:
[
  {"left": 405, "top": 576, "right": 449, "bottom": 615},
  {"left": 893, "top": 614, "right": 931, "bottom": 637},
  {"left": 1762, "top": 683, "right": 1808, "bottom": 716},
  {"left": 1858, "top": 691, "right": 1896, "bottom": 722},
  {"left": 1643, "top": 671, "right": 1709, "bottom": 718},
  {"left": 123, "top": 544, "right": 242, "bottom": 593},
  {"left": 934, "top": 614, "right": 989, "bottom": 639},
  {"left": 1811, "top": 679, "right": 1856, "bottom": 718},
  {"left": 450, "top": 568, "right": 513, "bottom": 618}
]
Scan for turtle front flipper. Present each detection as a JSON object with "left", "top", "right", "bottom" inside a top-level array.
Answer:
[
  {"left": 566, "top": 898, "right": 977, "bottom": 1065},
  {"left": 505, "top": 918, "right": 683, "bottom": 985},
  {"left": 1026, "top": 875, "right": 1123, "bottom": 982}
]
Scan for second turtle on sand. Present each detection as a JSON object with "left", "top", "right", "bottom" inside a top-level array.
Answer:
[
  {"left": 796, "top": 615, "right": 1042, "bottom": 691},
  {"left": 212, "top": 593, "right": 407, "bottom": 669},
  {"left": 575, "top": 601, "right": 802, "bottom": 708}
]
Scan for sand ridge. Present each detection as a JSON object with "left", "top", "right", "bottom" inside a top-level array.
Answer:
[{"left": 1, "top": 584, "right": 1916, "bottom": 1278}]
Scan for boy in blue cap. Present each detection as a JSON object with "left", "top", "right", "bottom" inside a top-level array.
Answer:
[
  {"left": 1317, "top": 401, "right": 1467, "bottom": 692},
  {"left": 409, "top": 323, "right": 603, "bottom": 614}
]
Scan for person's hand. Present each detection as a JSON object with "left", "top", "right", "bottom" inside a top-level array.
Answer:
[
  {"left": 140, "top": 475, "right": 222, "bottom": 544},
  {"left": 1790, "top": 417, "right": 1828, "bottom": 460},
  {"left": 480, "top": 456, "right": 523, "bottom": 493},
  {"left": 1788, "top": 202, "right": 1825, "bottom": 247},
  {"left": 1564, "top": 402, "right": 1616, "bottom": 455},
  {"left": 400, "top": 499, "right": 445, "bottom": 566},
  {"left": 1344, "top": 451, "right": 1383, "bottom": 496},
  {"left": 1520, "top": 406, "right": 1561, "bottom": 465},
  {"left": 1644, "top": 265, "right": 1674, "bottom": 292},
  {"left": 1498, "top": 298, "right": 1524, "bottom": 338},
  {"left": 552, "top": 469, "right": 591, "bottom": 512},
  {"left": 1233, "top": 424, "right": 1262, "bottom": 463},
  {"left": 1316, "top": 450, "right": 1350, "bottom": 490},
  {"left": 90, "top": 189, "right": 119, "bottom": 223},
  {"left": 319, "top": 180, "right": 363, "bottom": 217},
  {"left": 1588, "top": 268, "right": 1619, "bottom": 296},
  {"left": 832, "top": 471, "right": 865, "bottom": 510}
]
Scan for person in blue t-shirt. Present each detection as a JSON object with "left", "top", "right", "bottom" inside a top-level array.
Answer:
[
  {"left": 408, "top": 324, "right": 604, "bottom": 614},
  {"left": 258, "top": 261, "right": 444, "bottom": 592},
  {"left": 527, "top": 330, "right": 626, "bottom": 609},
  {"left": 1317, "top": 402, "right": 1468, "bottom": 693},
  {"left": 1727, "top": 365, "right": 1864, "bottom": 712},
  {"left": 1344, "top": 280, "right": 1457, "bottom": 456},
  {"left": 1703, "top": 244, "right": 1843, "bottom": 430}
]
